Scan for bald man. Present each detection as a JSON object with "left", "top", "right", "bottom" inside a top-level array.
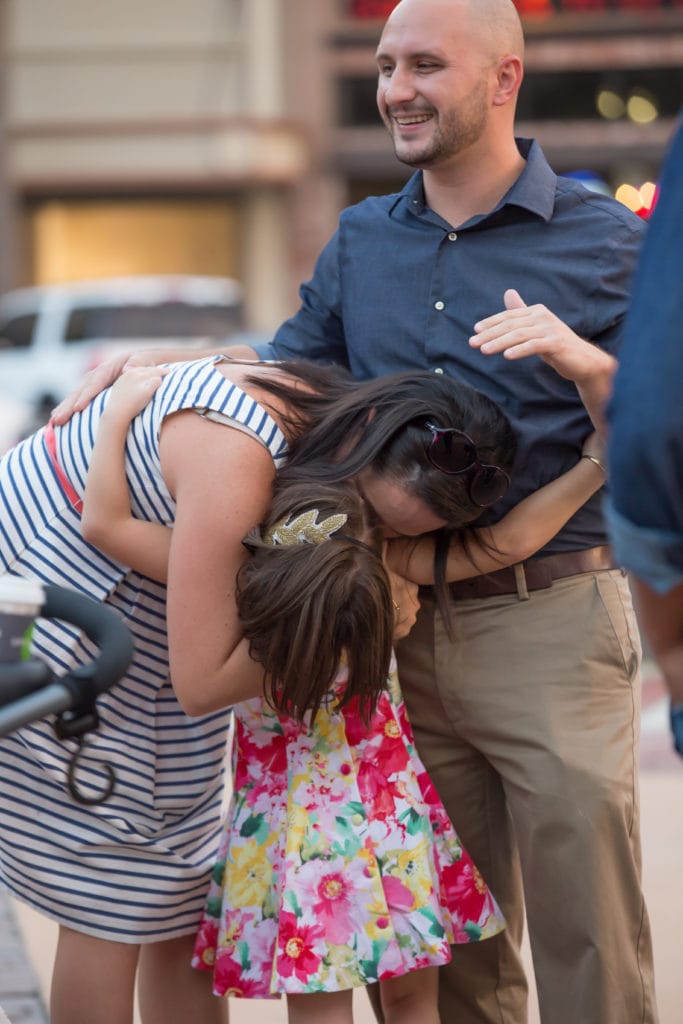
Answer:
[
  {"left": 53, "top": 1, "right": 656, "bottom": 1021},
  {"left": 262, "top": 4, "right": 654, "bottom": 1020}
]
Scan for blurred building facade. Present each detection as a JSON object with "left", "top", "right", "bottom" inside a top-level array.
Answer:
[
  {"left": 3, "top": 0, "right": 682, "bottom": 331},
  {"left": 4, "top": 0, "right": 313, "bottom": 329}
]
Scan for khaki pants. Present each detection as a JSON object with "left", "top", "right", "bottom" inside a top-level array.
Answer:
[{"left": 396, "top": 569, "right": 658, "bottom": 1024}]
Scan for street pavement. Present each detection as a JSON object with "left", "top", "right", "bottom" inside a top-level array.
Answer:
[{"left": 2, "top": 665, "right": 682, "bottom": 1023}]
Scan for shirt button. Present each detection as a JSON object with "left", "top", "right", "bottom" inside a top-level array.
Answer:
[
  {"left": 448, "top": 232, "right": 458, "bottom": 241},
  {"left": 434, "top": 300, "right": 445, "bottom": 311},
  {"left": 434, "top": 367, "right": 444, "bottom": 375}
]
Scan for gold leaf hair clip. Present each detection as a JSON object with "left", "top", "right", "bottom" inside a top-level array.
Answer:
[{"left": 263, "top": 509, "right": 349, "bottom": 547}]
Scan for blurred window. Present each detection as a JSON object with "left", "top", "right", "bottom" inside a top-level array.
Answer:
[
  {"left": 64, "top": 303, "right": 243, "bottom": 343},
  {"left": 516, "top": 67, "right": 682, "bottom": 120},
  {"left": 518, "top": 1, "right": 680, "bottom": 10},
  {"left": 0, "top": 314, "right": 38, "bottom": 350},
  {"left": 338, "top": 66, "right": 683, "bottom": 125}
]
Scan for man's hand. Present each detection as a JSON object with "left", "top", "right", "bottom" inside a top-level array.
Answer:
[
  {"left": 50, "top": 342, "right": 260, "bottom": 425},
  {"left": 51, "top": 349, "right": 169, "bottom": 425}
]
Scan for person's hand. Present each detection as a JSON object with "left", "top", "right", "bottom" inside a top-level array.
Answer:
[
  {"left": 383, "top": 544, "right": 421, "bottom": 640},
  {"left": 51, "top": 348, "right": 172, "bottom": 425},
  {"left": 470, "top": 289, "right": 615, "bottom": 387},
  {"left": 101, "top": 366, "right": 168, "bottom": 422}
]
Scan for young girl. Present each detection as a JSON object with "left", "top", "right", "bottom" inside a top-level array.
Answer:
[{"left": 81, "top": 366, "right": 606, "bottom": 1023}]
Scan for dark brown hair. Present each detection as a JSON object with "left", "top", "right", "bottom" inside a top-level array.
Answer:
[
  {"left": 249, "top": 361, "right": 516, "bottom": 520},
  {"left": 249, "top": 361, "right": 517, "bottom": 620},
  {"left": 237, "top": 479, "right": 393, "bottom": 723}
]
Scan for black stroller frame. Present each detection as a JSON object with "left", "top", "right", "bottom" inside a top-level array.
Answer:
[{"left": 0, "top": 584, "right": 133, "bottom": 805}]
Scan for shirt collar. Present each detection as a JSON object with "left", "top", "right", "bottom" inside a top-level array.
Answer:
[{"left": 391, "top": 138, "right": 557, "bottom": 225}]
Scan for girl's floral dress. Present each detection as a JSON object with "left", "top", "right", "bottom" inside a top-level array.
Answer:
[{"left": 192, "top": 659, "right": 505, "bottom": 997}]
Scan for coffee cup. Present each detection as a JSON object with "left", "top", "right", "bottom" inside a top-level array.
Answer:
[{"left": 0, "top": 575, "right": 45, "bottom": 662}]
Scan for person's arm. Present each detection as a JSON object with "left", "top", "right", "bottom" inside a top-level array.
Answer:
[
  {"left": 387, "top": 438, "right": 606, "bottom": 584},
  {"left": 82, "top": 370, "right": 275, "bottom": 712},
  {"left": 632, "top": 577, "right": 683, "bottom": 759},
  {"left": 256, "top": 230, "right": 349, "bottom": 366},
  {"left": 382, "top": 542, "right": 421, "bottom": 640},
  {"left": 81, "top": 367, "right": 173, "bottom": 581},
  {"left": 50, "top": 344, "right": 259, "bottom": 424},
  {"left": 632, "top": 579, "right": 683, "bottom": 707},
  {"left": 159, "top": 409, "right": 281, "bottom": 714},
  {"left": 469, "top": 288, "right": 616, "bottom": 437}
]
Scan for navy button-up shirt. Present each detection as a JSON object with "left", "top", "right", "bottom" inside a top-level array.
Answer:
[{"left": 255, "top": 139, "right": 644, "bottom": 554}]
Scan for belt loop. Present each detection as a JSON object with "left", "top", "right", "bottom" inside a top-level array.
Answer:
[{"left": 513, "top": 563, "right": 530, "bottom": 601}]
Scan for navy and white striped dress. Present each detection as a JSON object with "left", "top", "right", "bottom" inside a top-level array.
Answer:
[{"left": 0, "top": 356, "right": 288, "bottom": 942}]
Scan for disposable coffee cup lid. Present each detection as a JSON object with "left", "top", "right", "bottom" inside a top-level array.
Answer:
[{"left": 0, "top": 575, "right": 45, "bottom": 608}]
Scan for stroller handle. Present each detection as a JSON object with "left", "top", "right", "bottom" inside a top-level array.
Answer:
[
  {"left": 0, "top": 584, "right": 134, "bottom": 735},
  {"left": 42, "top": 584, "right": 134, "bottom": 697}
]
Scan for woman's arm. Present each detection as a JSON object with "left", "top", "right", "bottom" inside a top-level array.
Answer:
[
  {"left": 387, "top": 443, "right": 606, "bottom": 585},
  {"left": 81, "top": 368, "right": 173, "bottom": 582},
  {"left": 160, "top": 410, "right": 279, "bottom": 715},
  {"left": 469, "top": 288, "right": 615, "bottom": 437},
  {"left": 82, "top": 371, "right": 275, "bottom": 712},
  {"left": 83, "top": 371, "right": 282, "bottom": 713}
]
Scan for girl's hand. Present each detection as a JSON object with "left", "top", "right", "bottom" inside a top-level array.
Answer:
[
  {"left": 471, "top": 289, "right": 615, "bottom": 386},
  {"left": 103, "top": 366, "right": 168, "bottom": 422},
  {"left": 383, "top": 543, "right": 421, "bottom": 640}
]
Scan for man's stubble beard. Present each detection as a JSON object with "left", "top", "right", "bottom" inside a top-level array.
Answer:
[{"left": 385, "top": 84, "right": 489, "bottom": 170}]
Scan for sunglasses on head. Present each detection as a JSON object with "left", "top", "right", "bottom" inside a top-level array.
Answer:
[{"left": 424, "top": 422, "right": 511, "bottom": 508}]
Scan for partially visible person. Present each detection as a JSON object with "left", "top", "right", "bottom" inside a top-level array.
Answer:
[
  {"left": 607, "top": 118, "right": 683, "bottom": 758},
  {"left": 81, "top": 366, "right": 606, "bottom": 1024}
]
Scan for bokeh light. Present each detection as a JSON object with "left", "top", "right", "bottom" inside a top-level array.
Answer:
[
  {"left": 614, "top": 180, "right": 660, "bottom": 219},
  {"left": 596, "top": 89, "right": 626, "bottom": 120},
  {"left": 627, "top": 90, "right": 659, "bottom": 125}
]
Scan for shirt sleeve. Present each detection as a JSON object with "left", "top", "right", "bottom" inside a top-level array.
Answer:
[
  {"left": 590, "top": 215, "right": 645, "bottom": 357},
  {"left": 607, "top": 118, "right": 683, "bottom": 579},
  {"left": 605, "top": 501, "right": 683, "bottom": 594},
  {"left": 253, "top": 229, "right": 350, "bottom": 368}
]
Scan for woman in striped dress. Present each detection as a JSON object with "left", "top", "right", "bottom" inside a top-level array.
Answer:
[{"left": 0, "top": 354, "right": 520, "bottom": 1024}]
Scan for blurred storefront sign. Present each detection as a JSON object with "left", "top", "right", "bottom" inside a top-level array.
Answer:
[{"left": 349, "top": 0, "right": 683, "bottom": 15}]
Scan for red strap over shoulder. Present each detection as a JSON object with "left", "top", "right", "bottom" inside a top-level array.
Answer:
[{"left": 44, "top": 421, "right": 84, "bottom": 514}]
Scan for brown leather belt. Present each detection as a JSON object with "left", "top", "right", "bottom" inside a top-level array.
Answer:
[{"left": 447, "top": 546, "right": 617, "bottom": 601}]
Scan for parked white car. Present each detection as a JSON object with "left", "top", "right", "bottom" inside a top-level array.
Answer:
[
  {"left": 0, "top": 275, "right": 244, "bottom": 417},
  {"left": 0, "top": 395, "right": 35, "bottom": 455}
]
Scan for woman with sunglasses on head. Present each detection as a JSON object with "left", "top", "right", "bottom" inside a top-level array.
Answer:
[{"left": 68, "top": 360, "right": 603, "bottom": 1024}]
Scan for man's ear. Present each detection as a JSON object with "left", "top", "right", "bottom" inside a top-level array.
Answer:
[{"left": 492, "top": 55, "right": 523, "bottom": 107}]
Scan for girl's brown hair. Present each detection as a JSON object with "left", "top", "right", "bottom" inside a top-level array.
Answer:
[{"left": 237, "top": 479, "right": 393, "bottom": 723}]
